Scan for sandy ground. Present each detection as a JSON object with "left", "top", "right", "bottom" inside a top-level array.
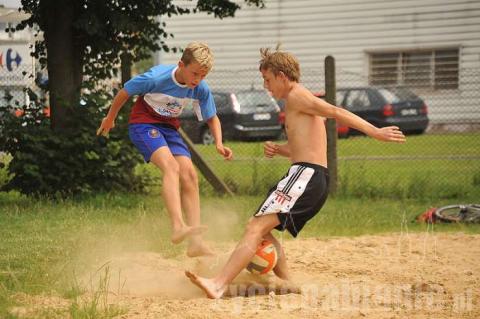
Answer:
[{"left": 10, "top": 232, "right": 480, "bottom": 318}]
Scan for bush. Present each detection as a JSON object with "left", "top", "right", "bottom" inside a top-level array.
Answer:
[
  {"left": 0, "top": 89, "right": 149, "bottom": 197},
  {"left": 0, "top": 152, "right": 13, "bottom": 188}
]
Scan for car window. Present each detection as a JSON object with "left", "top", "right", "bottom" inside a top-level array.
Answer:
[
  {"left": 213, "top": 93, "right": 229, "bottom": 111},
  {"left": 385, "top": 88, "right": 420, "bottom": 101},
  {"left": 377, "top": 89, "right": 403, "bottom": 104},
  {"left": 276, "top": 99, "right": 285, "bottom": 111},
  {"left": 235, "top": 91, "right": 278, "bottom": 113},
  {"left": 336, "top": 90, "right": 347, "bottom": 105},
  {"left": 344, "top": 90, "right": 371, "bottom": 111}
]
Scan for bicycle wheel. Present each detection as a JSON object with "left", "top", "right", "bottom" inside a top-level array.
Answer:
[
  {"left": 435, "top": 204, "right": 480, "bottom": 223},
  {"left": 462, "top": 204, "right": 480, "bottom": 223}
]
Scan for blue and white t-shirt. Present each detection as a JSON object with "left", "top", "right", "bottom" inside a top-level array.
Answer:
[{"left": 125, "top": 64, "right": 216, "bottom": 128}]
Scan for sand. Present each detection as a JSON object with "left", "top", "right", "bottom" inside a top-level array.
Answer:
[{"left": 10, "top": 232, "right": 480, "bottom": 318}]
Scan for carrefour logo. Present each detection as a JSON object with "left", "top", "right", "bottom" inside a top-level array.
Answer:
[{"left": 0, "top": 48, "right": 22, "bottom": 72}]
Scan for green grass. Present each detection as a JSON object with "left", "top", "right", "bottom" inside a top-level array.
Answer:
[
  {"left": 0, "top": 192, "right": 179, "bottom": 318},
  {"left": 338, "top": 132, "right": 480, "bottom": 157},
  {"left": 196, "top": 132, "right": 480, "bottom": 158},
  {"left": 177, "top": 132, "right": 480, "bottom": 198}
]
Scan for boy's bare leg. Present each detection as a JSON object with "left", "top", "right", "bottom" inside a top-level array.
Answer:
[
  {"left": 263, "top": 232, "right": 290, "bottom": 280},
  {"left": 175, "top": 156, "right": 214, "bottom": 257},
  {"left": 150, "top": 148, "right": 206, "bottom": 244},
  {"left": 185, "top": 214, "right": 280, "bottom": 298}
]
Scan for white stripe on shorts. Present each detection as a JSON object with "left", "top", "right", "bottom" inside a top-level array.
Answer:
[{"left": 255, "top": 165, "right": 315, "bottom": 216}]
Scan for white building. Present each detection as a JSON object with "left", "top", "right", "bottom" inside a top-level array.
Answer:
[{"left": 159, "top": 0, "right": 480, "bottom": 127}]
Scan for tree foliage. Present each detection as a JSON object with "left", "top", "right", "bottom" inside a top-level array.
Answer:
[
  {"left": 1, "top": 0, "right": 264, "bottom": 196},
  {"left": 17, "top": 0, "right": 264, "bottom": 93}
]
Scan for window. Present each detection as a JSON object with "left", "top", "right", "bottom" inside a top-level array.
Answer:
[
  {"left": 434, "top": 49, "right": 459, "bottom": 89},
  {"left": 344, "top": 90, "right": 371, "bottom": 111},
  {"left": 369, "top": 48, "right": 459, "bottom": 90},
  {"left": 370, "top": 53, "right": 399, "bottom": 87},
  {"left": 213, "top": 93, "right": 228, "bottom": 111},
  {"left": 336, "top": 90, "right": 347, "bottom": 105}
]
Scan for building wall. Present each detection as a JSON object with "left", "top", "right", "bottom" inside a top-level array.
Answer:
[{"left": 159, "top": 0, "right": 480, "bottom": 125}]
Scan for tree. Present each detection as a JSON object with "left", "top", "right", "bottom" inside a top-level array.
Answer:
[
  {"left": 2, "top": 0, "right": 265, "bottom": 196},
  {"left": 17, "top": 0, "right": 264, "bottom": 132}
]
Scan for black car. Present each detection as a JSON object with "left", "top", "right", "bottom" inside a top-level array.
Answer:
[
  {"left": 180, "top": 89, "right": 282, "bottom": 144},
  {"left": 337, "top": 86, "right": 429, "bottom": 135}
]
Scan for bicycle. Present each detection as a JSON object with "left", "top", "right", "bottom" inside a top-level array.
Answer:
[{"left": 434, "top": 204, "right": 480, "bottom": 223}]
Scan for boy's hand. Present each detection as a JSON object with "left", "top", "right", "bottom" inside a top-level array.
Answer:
[
  {"left": 96, "top": 117, "right": 115, "bottom": 136},
  {"left": 216, "top": 144, "right": 233, "bottom": 160},
  {"left": 373, "top": 126, "right": 406, "bottom": 143},
  {"left": 264, "top": 141, "right": 279, "bottom": 158}
]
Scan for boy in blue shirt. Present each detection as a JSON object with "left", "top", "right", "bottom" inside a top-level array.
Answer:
[{"left": 97, "top": 42, "right": 232, "bottom": 257}]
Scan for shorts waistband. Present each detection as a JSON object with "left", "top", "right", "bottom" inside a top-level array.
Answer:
[
  {"left": 129, "top": 123, "right": 178, "bottom": 131},
  {"left": 292, "top": 162, "right": 329, "bottom": 173},
  {"left": 155, "top": 123, "right": 177, "bottom": 130}
]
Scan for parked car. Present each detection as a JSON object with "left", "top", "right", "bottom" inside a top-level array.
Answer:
[
  {"left": 180, "top": 89, "right": 282, "bottom": 144},
  {"left": 336, "top": 86, "right": 429, "bottom": 135},
  {"left": 277, "top": 92, "right": 350, "bottom": 139}
]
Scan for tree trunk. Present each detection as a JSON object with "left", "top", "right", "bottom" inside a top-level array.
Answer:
[
  {"left": 120, "top": 51, "right": 132, "bottom": 85},
  {"left": 42, "top": 0, "right": 83, "bottom": 132}
]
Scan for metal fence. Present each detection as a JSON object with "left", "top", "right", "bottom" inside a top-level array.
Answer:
[{"left": 192, "top": 65, "right": 480, "bottom": 199}]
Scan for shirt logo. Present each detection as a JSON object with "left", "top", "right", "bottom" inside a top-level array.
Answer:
[
  {"left": 144, "top": 93, "right": 200, "bottom": 118},
  {"left": 148, "top": 128, "right": 160, "bottom": 138}
]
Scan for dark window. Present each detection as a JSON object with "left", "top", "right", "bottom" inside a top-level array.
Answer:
[
  {"left": 434, "top": 49, "right": 459, "bottom": 89},
  {"left": 336, "top": 90, "right": 347, "bottom": 105},
  {"left": 403, "top": 52, "right": 432, "bottom": 88},
  {"left": 235, "top": 91, "right": 278, "bottom": 113},
  {"left": 369, "top": 48, "right": 459, "bottom": 90},
  {"left": 213, "top": 94, "right": 229, "bottom": 111},
  {"left": 345, "top": 90, "right": 371, "bottom": 111},
  {"left": 370, "top": 53, "right": 399, "bottom": 86}
]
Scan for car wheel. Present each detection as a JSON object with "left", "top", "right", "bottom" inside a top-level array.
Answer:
[{"left": 201, "top": 128, "right": 214, "bottom": 145}]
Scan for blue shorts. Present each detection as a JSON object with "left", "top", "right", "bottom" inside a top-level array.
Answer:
[{"left": 128, "top": 123, "right": 191, "bottom": 162}]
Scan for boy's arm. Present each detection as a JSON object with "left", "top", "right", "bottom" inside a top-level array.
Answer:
[
  {"left": 297, "top": 91, "right": 405, "bottom": 143},
  {"left": 264, "top": 141, "right": 290, "bottom": 158},
  {"left": 96, "top": 88, "right": 130, "bottom": 136},
  {"left": 206, "top": 115, "right": 233, "bottom": 160}
]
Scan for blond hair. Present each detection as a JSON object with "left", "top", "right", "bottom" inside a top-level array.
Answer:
[
  {"left": 181, "top": 42, "right": 214, "bottom": 71},
  {"left": 259, "top": 48, "right": 300, "bottom": 82}
]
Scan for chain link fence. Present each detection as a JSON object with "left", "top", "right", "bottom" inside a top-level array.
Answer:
[
  {"left": 1, "top": 63, "right": 478, "bottom": 200},
  {"left": 190, "top": 65, "right": 480, "bottom": 199}
]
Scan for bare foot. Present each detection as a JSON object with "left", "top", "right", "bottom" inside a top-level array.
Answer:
[
  {"left": 171, "top": 225, "right": 207, "bottom": 244},
  {"left": 185, "top": 270, "right": 225, "bottom": 299},
  {"left": 187, "top": 242, "right": 216, "bottom": 257}
]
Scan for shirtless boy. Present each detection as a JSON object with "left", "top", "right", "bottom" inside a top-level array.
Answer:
[{"left": 186, "top": 48, "right": 405, "bottom": 297}]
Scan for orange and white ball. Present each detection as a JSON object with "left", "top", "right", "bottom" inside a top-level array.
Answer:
[{"left": 246, "top": 239, "right": 278, "bottom": 275}]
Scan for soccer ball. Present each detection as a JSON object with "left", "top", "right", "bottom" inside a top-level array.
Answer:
[{"left": 246, "top": 239, "right": 278, "bottom": 275}]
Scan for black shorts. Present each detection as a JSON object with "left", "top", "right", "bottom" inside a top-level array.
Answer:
[{"left": 254, "top": 162, "right": 329, "bottom": 237}]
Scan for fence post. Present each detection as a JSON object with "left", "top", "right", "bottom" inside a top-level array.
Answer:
[{"left": 325, "top": 56, "right": 338, "bottom": 195}]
